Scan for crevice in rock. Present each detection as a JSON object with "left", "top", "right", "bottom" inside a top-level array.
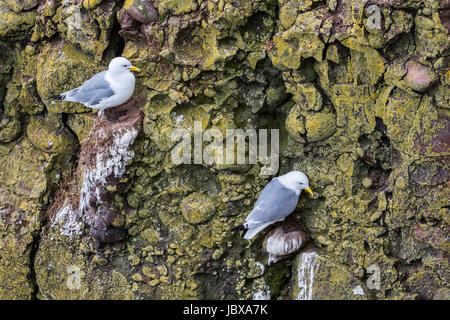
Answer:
[
  {"left": 61, "top": 112, "right": 81, "bottom": 146},
  {"left": 0, "top": 41, "right": 13, "bottom": 122},
  {"left": 111, "top": 24, "right": 126, "bottom": 57},
  {"left": 28, "top": 226, "right": 41, "bottom": 300}
]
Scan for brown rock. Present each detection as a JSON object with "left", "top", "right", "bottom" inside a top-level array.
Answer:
[
  {"left": 93, "top": 216, "right": 107, "bottom": 231},
  {"left": 97, "top": 205, "right": 119, "bottom": 225},
  {"left": 90, "top": 226, "right": 125, "bottom": 243},
  {"left": 118, "top": 9, "right": 140, "bottom": 30},
  {"left": 127, "top": 0, "right": 158, "bottom": 24}
]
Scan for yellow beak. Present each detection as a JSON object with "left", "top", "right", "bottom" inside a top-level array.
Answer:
[
  {"left": 304, "top": 187, "right": 313, "bottom": 196},
  {"left": 129, "top": 66, "right": 141, "bottom": 72}
]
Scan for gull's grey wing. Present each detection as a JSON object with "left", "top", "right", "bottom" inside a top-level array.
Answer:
[
  {"left": 84, "top": 88, "right": 116, "bottom": 106},
  {"left": 65, "top": 71, "right": 115, "bottom": 105},
  {"left": 78, "top": 71, "right": 111, "bottom": 93},
  {"left": 246, "top": 178, "right": 299, "bottom": 224}
]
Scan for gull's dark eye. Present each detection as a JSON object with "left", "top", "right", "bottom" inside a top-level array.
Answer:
[{"left": 123, "top": 64, "right": 127, "bottom": 67}]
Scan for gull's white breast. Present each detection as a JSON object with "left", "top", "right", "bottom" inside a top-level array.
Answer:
[{"left": 97, "top": 71, "right": 136, "bottom": 110}]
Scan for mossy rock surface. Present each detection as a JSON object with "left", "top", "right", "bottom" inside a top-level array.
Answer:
[{"left": 0, "top": 0, "right": 449, "bottom": 300}]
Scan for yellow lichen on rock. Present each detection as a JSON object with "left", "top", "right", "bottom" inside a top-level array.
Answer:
[
  {"left": 181, "top": 192, "right": 216, "bottom": 225},
  {"left": 0, "top": 0, "right": 449, "bottom": 301},
  {"left": 305, "top": 112, "right": 337, "bottom": 142},
  {"left": 26, "top": 116, "right": 76, "bottom": 155},
  {"left": 82, "top": 0, "right": 103, "bottom": 11},
  {"left": 0, "top": 2, "right": 37, "bottom": 37}
]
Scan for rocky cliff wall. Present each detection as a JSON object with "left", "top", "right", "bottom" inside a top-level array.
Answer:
[{"left": 0, "top": 0, "right": 448, "bottom": 299}]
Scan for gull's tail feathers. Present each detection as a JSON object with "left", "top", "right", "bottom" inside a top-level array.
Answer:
[
  {"left": 230, "top": 224, "right": 247, "bottom": 232},
  {"left": 231, "top": 220, "right": 274, "bottom": 240},
  {"left": 51, "top": 88, "right": 80, "bottom": 102},
  {"left": 243, "top": 222, "right": 273, "bottom": 240}
]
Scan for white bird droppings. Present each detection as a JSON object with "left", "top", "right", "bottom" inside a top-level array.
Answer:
[
  {"left": 52, "top": 202, "right": 84, "bottom": 240},
  {"left": 296, "top": 251, "right": 320, "bottom": 300},
  {"left": 353, "top": 285, "right": 365, "bottom": 296},
  {"left": 253, "top": 288, "right": 271, "bottom": 300}
]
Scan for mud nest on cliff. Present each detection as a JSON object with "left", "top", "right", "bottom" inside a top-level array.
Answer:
[
  {"left": 78, "top": 98, "right": 142, "bottom": 169},
  {"left": 46, "top": 99, "right": 142, "bottom": 221}
]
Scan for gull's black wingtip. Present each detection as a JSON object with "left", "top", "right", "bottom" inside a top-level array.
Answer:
[
  {"left": 231, "top": 224, "right": 247, "bottom": 232},
  {"left": 50, "top": 94, "right": 64, "bottom": 101}
]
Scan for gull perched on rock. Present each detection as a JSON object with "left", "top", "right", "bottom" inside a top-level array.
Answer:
[
  {"left": 52, "top": 57, "right": 140, "bottom": 117},
  {"left": 232, "top": 171, "right": 313, "bottom": 240}
]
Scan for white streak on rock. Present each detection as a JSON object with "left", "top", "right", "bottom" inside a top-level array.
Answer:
[
  {"left": 353, "top": 285, "right": 365, "bottom": 296},
  {"left": 79, "top": 127, "right": 138, "bottom": 222},
  {"left": 253, "top": 288, "right": 271, "bottom": 300},
  {"left": 296, "top": 251, "right": 319, "bottom": 300}
]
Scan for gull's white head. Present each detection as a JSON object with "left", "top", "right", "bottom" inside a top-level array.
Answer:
[
  {"left": 278, "top": 171, "right": 313, "bottom": 195},
  {"left": 108, "top": 57, "right": 140, "bottom": 76}
]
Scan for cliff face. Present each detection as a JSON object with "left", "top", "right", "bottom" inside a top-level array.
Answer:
[{"left": 0, "top": 0, "right": 448, "bottom": 300}]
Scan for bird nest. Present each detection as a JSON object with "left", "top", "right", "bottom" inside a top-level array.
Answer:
[
  {"left": 78, "top": 98, "right": 142, "bottom": 170},
  {"left": 45, "top": 99, "right": 142, "bottom": 224}
]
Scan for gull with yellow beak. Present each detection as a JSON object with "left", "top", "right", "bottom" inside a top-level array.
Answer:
[
  {"left": 52, "top": 57, "right": 140, "bottom": 113},
  {"left": 232, "top": 171, "right": 313, "bottom": 240}
]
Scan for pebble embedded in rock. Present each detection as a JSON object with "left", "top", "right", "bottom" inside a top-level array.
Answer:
[
  {"left": 404, "top": 60, "right": 437, "bottom": 92},
  {"left": 181, "top": 192, "right": 216, "bottom": 225}
]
